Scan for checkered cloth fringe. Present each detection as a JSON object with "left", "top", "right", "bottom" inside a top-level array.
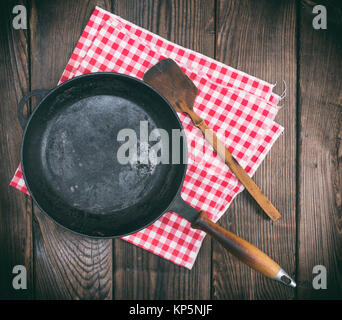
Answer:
[{"left": 11, "top": 7, "right": 283, "bottom": 269}]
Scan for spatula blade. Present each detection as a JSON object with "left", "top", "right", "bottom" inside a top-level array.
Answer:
[{"left": 143, "top": 59, "right": 198, "bottom": 112}]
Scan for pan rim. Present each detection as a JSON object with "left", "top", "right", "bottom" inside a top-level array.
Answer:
[{"left": 20, "top": 72, "right": 188, "bottom": 239}]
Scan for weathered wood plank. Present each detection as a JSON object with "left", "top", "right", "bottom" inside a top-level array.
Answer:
[
  {"left": 29, "top": 0, "right": 113, "bottom": 299},
  {"left": 212, "top": 0, "right": 297, "bottom": 299},
  {"left": 33, "top": 210, "right": 113, "bottom": 299},
  {"left": 0, "top": 0, "right": 33, "bottom": 299},
  {"left": 297, "top": 5, "right": 342, "bottom": 299},
  {"left": 113, "top": 0, "right": 215, "bottom": 299}
]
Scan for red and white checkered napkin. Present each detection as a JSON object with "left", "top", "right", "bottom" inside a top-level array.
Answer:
[{"left": 11, "top": 7, "right": 283, "bottom": 269}]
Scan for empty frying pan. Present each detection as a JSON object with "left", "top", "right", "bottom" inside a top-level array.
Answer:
[{"left": 17, "top": 71, "right": 295, "bottom": 287}]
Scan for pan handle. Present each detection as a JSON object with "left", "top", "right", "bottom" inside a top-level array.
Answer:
[
  {"left": 168, "top": 193, "right": 296, "bottom": 288},
  {"left": 18, "top": 89, "right": 50, "bottom": 130}
]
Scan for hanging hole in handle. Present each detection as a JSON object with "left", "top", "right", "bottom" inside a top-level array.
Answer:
[
  {"left": 275, "top": 268, "right": 296, "bottom": 288},
  {"left": 18, "top": 89, "right": 50, "bottom": 130},
  {"left": 280, "top": 275, "right": 292, "bottom": 285}
]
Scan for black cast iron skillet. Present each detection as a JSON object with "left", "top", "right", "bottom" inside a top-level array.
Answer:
[{"left": 18, "top": 72, "right": 295, "bottom": 287}]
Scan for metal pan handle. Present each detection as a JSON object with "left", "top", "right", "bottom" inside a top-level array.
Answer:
[{"left": 18, "top": 89, "right": 50, "bottom": 130}]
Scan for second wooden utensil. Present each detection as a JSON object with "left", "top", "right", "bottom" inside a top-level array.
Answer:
[{"left": 143, "top": 58, "right": 281, "bottom": 222}]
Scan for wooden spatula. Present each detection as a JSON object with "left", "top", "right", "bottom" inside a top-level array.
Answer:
[{"left": 144, "top": 58, "right": 281, "bottom": 222}]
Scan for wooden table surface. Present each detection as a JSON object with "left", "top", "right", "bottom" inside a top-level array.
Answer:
[{"left": 0, "top": 0, "right": 341, "bottom": 300}]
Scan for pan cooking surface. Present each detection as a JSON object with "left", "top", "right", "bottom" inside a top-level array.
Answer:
[
  {"left": 42, "top": 95, "right": 162, "bottom": 213},
  {"left": 21, "top": 74, "right": 186, "bottom": 237}
]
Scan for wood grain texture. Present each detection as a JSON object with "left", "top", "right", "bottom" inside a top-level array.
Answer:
[
  {"left": 1, "top": 0, "right": 342, "bottom": 300},
  {"left": 33, "top": 209, "right": 112, "bottom": 299},
  {"left": 113, "top": 0, "right": 214, "bottom": 299},
  {"left": 297, "top": 5, "right": 342, "bottom": 299},
  {"left": 212, "top": 0, "right": 297, "bottom": 299},
  {"left": 29, "top": 0, "right": 113, "bottom": 300},
  {"left": 0, "top": 0, "right": 33, "bottom": 299}
]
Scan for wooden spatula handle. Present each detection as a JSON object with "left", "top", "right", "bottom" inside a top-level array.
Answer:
[
  {"left": 186, "top": 108, "right": 281, "bottom": 222},
  {"left": 192, "top": 211, "right": 295, "bottom": 285}
]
